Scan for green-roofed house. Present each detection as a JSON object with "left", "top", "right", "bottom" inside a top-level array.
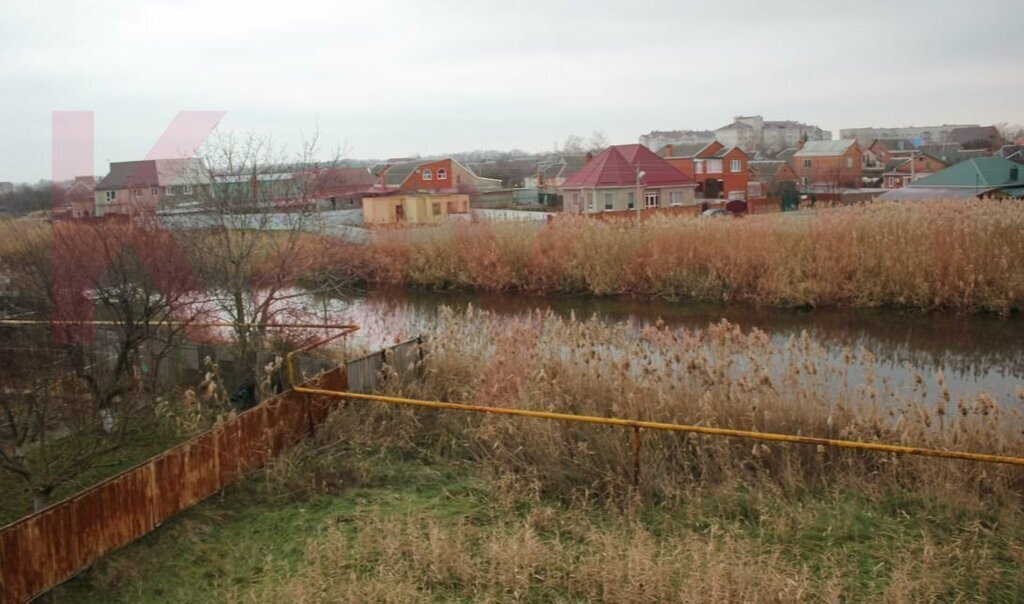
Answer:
[{"left": 878, "top": 157, "right": 1024, "bottom": 200}]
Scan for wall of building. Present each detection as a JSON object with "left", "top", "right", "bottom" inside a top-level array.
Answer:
[
  {"left": 362, "top": 194, "right": 470, "bottom": 225},
  {"left": 795, "top": 146, "right": 863, "bottom": 188},
  {"left": 562, "top": 186, "right": 696, "bottom": 213}
]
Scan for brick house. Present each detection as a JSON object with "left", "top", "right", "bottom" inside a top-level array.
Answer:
[
  {"left": 560, "top": 144, "right": 696, "bottom": 213},
  {"left": 793, "top": 140, "right": 863, "bottom": 189},
  {"left": 373, "top": 158, "right": 502, "bottom": 195},
  {"left": 661, "top": 141, "right": 749, "bottom": 200},
  {"left": 748, "top": 161, "right": 798, "bottom": 198},
  {"left": 882, "top": 153, "right": 947, "bottom": 189}
]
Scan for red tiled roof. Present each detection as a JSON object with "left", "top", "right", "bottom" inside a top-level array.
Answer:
[{"left": 561, "top": 144, "right": 694, "bottom": 188}]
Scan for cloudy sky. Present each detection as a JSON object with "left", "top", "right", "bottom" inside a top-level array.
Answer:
[{"left": 2, "top": 0, "right": 1022, "bottom": 182}]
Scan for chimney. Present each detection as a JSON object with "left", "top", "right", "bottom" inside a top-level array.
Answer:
[
  {"left": 664, "top": 144, "right": 674, "bottom": 157},
  {"left": 585, "top": 152, "right": 593, "bottom": 164}
]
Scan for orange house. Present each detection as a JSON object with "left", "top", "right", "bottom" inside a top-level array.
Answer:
[
  {"left": 793, "top": 140, "right": 863, "bottom": 188},
  {"left": 661, "top": 141, "right": 749, "bottom": 199},
  {"left": 374, "top": 158, "right": 502, "bottom": 194}
]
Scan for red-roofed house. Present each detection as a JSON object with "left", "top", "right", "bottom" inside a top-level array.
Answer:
[{"left": 559, "top": 145, "right": 696, "bottom": 214}]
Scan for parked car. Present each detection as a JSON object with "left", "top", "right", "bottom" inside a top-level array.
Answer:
[{"left": 701, "top": 208, "right": 730, "bottom": 218}]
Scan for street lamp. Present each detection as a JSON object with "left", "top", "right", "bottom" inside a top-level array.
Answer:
[{"left": 635, "top": 165, "right": 646, "bottom": 223}]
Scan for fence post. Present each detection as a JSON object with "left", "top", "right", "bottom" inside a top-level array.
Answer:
[{"left": 632, "top": 426, "right": 641, "bottom": 489}]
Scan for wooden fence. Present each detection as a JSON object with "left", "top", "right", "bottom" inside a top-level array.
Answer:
[{"left": 0, "top": 368, "right": 347, "bottom": 604}]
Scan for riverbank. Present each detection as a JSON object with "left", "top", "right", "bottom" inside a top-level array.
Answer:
[{"left": 356, "top": 200, "right": 1024, "bottom": 314}]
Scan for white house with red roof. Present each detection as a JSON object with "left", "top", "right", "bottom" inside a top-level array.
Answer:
[{"left": 559, "top": 144, "right": 696, "bottom": 214}]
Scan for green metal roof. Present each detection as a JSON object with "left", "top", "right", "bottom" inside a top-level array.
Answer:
[{"left": 909, "top": 157, "right": 1024, "bottom": 189}]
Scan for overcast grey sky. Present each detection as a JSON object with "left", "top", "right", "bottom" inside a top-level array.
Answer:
[{"left": 2, "top": 0, "right": 1022, "bottom": 182}]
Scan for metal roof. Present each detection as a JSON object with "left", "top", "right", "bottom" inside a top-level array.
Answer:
[
  {"left": 908, "top": 157, "right": 1024, "bottom": 188},
  {"left": 560, "top": 144, "right": 694, "bottom": 188},
  {"left": 793, "top": 140, "right": 857, "bottom": 157}
]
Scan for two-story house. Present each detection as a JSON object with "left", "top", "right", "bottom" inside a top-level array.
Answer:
[
  {"left": 94, "top": 158, "right": 206, "bottom": 217},
  {"left": 793, "top": 140, "right": 863, "bottom": 189},
  {"left": 661, "top": 141, "right": 750, "bottom": 200},
  {"left": 559, "top": 144, "right": 696, "bottom": 213},
  {"left": 372, "top": 158, "right": 502, "bottom": 195}
]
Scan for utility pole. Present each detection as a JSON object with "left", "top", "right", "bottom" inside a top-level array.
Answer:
[{"left": 635, "top": 164, "right": 645, "bottom": 224}]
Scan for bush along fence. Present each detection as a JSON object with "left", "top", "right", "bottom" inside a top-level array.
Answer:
[{"left": 0, "top": 368, "right": 348, "bottom": 604}]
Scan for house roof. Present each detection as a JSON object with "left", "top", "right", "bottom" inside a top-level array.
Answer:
[
  {"left": 871, "top": 139, "right": 917, "bottom": 152},
  {"left": 749, "top": 161, "right": 789, "bottom": 180},
  {"left": 559, "top": 155, "right": 589, "bottom": 180},
  {"left": 561, "top": 144, "right": 694, "bottom": 188},
  {"left": 309, "top": 167, "right": 377, "bottom": 194},
  {"left": 378, "top": 161, "right": 422, "bottom": 186},
  {"left": 663, "top": 141, "right": 718, "bottom": 158},
  {"left": 794, "top": 140, "right": 858, "bottom": 157},
  {"left": 948, "top": 126, "right": 1001, "bottom": 146},
  {"left": 95, "top": 159, "right": 205, "bottom": 191},
  {"left": 710, "top": 145, "right": 746, "bottom": 159},
  {"left": 902, "top": 157, "right": 1024, "bottom": 189},
  {"left": 774, "top": 147, "right": 799, "bottom": 162}
]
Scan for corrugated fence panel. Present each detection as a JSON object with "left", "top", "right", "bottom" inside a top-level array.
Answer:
[
  {"left": 347, "top": 338, "right": 423, "bottom": 394},
  {"left": 0, "top": 367, "right": 346, "bottom": 604}
]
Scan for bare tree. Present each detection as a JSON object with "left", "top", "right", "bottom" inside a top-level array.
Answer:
[
  {"left": 0, "top": 220, "right": 201, "bottom": 510},
  {"left": 586, "top": 131, "right": 608, "bottom": 152},
  {"left": 181, "top": 131, "right": 357, "bottom": 401},
  {"left": 562, "top": 134, "right": 585, "bottom": 154}
]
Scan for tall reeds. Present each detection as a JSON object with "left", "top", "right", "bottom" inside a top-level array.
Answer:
[
  {"left": 358, "top": 200, "right": 1024, "bottom": 313},
  {"left": 326, "top": 306, "right": 1024, "bottom": 505}
]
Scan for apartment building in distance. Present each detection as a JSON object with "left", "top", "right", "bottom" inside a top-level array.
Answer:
[
  {"left": 839, "top": 124, "right": 978, "bottom": 148},
  {"left": 638, "top": 129, "right": 715, "bottom": 152},
  {"left": 715, "top": 115, "right": 831, "bottom": 155}
]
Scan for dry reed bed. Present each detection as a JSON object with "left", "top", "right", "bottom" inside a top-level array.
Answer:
[
  {"left": 359, "top": 200, "right": 1024, "bottom": 313},
  {"left": 328, "top": 306, "right": 1024, "bottom": 505}
]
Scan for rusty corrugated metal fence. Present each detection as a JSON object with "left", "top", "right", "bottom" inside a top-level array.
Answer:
[{"left": 0, "top": 368, "right": 348, "bottom": 604}]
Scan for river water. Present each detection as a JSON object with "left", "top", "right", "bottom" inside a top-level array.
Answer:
[{"left": 315, "top": 288, "right": 1024, "bottom": 407}]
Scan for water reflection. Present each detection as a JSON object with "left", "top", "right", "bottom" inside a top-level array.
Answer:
[{"left": 319, "top": 288, "right": 1024, "bottom": 406}]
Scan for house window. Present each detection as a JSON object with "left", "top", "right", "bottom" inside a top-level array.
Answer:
[
  {"left": 627, "top": 192, "right": 635, "bottom": 209},
  {"left": 604, "top": 192, "right": 613, "bottom": 210},
  {"left": 845, "top": 157, "right": 853, "bottom": 169},
  {"left": 670, "top": 191, "right": 683, "bottom": 206},
  {"left": 106, "top": 191, "right": 117, "bottom": 202},
  {"left": 644, "top": 191, "right": 659, "bottom": 208},
  {"left": 587, "top": 192, "right": 596, "bottom": 212},
  {"left": 730, "top": 160, "right": 742, "bottom": 173},
  {"left": 132, "top": 188, "right": 143, "bottom": 198},
  {"left": 422, "top": 169, "right": 433, "bottom": 181},
  {"left": 432, "top": 202, "right": 441, "bottom": 216},
  {"left": 182, "top": 185, "right": 193, "bottom": 194},
  {"left": 803, "top": 159, "right": 812, "bottom": 168},
  {"left": 165, "top": 186, "right": 175, "bottom": 196},
  {"left": 151, "top": 187, "right": 159, "bottom": 196},
  {"left": 707, "top": 159, "right": 723, "bottom": 173},
  {"left": 437, "top": 168, "right": 447, "bottom": 180},
  {"left": 694, "top": 161, "right": 704, "bottom": 174}
]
